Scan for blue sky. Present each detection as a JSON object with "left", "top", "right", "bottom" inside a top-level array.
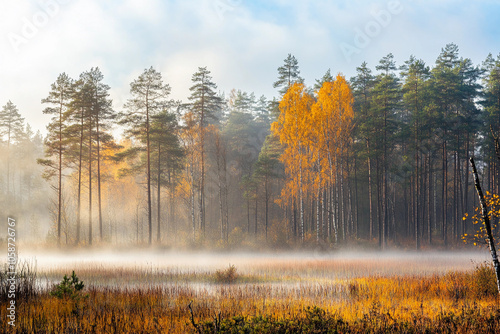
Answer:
[{"left": 1, "top": 0, "right": 499, "bottom": 135}]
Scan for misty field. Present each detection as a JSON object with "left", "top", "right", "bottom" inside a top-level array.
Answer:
[{"left": 2, "top": 250, "right": 500, "bottom": 333}]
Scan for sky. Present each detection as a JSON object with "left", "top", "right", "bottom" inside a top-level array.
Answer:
[{"left": 1, "top": 0, "right": 499, "bottom": 136}]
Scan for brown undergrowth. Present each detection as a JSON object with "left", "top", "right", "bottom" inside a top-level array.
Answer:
[{"left": 1, "top": 262, "right": 500, "bottom": 333}]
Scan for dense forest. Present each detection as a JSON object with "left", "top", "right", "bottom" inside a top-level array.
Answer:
[{"left": 2, "top": 43, "right": 500, "bottom": 250}]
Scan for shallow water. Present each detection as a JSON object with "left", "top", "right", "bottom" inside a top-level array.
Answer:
[
  {"left": 3, "top": 248, "right": 488, "bottom": 306},
  {"left": 11, "top": 249, "right": 491, "bottom": 287}
]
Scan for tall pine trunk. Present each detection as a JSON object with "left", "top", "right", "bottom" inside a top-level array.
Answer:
[
  {"left": 157, "top": 141, "right": 162, "bottom": 243},
  {"left": 190, "top": 158, "right": 196, "bottom": 241},
  {"left": 146, "top": 101, "right": 152, "bottom": 245},
  {"left": 96, "top": 116, "right": 103, "bottom": 242},
  {"left": 88, "top": 112, "right": 92, "bottom": 246},
  {"left": 367, "top": 141, "right": 374, "bottom": 240},
  {"left": 57, "top": 101, "right": 63, "bottom": 246},
  {"left": 76, "top": 107, "right": 84, "bottom": 245}
]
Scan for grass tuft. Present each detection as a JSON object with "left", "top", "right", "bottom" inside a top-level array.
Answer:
[{"left": 214, "top": 264, "right": 238, "bottom": 284}]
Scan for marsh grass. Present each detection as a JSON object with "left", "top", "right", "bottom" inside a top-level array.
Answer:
[
  {"left": 1, "top": 256, "right": 500, "bottom": 333},
  {"left": 214, "top": 264, "right": 238, "bottom": 284},
  {"left": 0, "top": 259, "right": 37, "bottom": 302}
]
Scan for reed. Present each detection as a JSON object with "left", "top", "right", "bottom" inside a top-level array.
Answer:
[{"left": 1, "top": 259, "right": 499, "bottom": 333}]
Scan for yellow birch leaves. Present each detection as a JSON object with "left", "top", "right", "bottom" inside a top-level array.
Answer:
[
  {"left": 462, "top": 192, "right": 500, "bottom": 247},
  {"left": 271, "top": 74, "right": 354, "bottom": 207}
]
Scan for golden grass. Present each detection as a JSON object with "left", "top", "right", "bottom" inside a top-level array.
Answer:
[{"left": 2, "top": 253, "right": 500, "bottom": 333}]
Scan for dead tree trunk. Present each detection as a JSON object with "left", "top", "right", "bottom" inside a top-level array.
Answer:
[{"left": 470, "top": 157, "right": 500, "bottom": 295}]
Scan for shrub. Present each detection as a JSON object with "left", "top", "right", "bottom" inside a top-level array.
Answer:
[
  {"left": 214, "top": 265, "right": 238, "bottom": 284},
  {"left": 51, "top": 271, "right": 85, "bottom": 299},
  {"left": 470, "top": 262, "right": 498, "bottom": 298}
]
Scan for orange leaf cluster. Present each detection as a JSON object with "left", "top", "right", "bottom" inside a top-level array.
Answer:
[{"left": 271, "top": 75, "right": 354, "bottom": 207}]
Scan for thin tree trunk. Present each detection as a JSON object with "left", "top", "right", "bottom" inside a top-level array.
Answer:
[
  {"left": 299, "top": 144, "right": 304, "bottom": 242},
  {"left": 146, "top": 99, "right": 152, "bottom": 245},
  {"left": 331, "top": 184, "right": 337, "bottom": 243},
  {"left": 265, "top": 175, "right": 269, "bottom": 242},
  {"left": 316, "top": 175, "right": 321, "bottom": 244},
  {"left": 353, "top": 153, "right": 359, "bottom": 239},
  {"left": 224, "top": 155, "right": 229, "bottom": 242},
  {"left": 57, "top": 101, "right": 62, "bottom": 246},
  {"left": 464, "top": 133, "right": 470, "bottom": 235},
  {"left": 367, "top": 141, "right": 374, "bottom": 240},
  {"left": 428, "top": 154, "right": 432, "bottom": 245},
  {"left": 391, "top": 178, "right": 396, "bottom": 242},
  {"left": 339, "top": 160, "right": 346, "bottom": 240},
  {"left": 322, "top": 188, "right": 326, "bottom": 242},
  {"left": 442, "top": 139, "right": 448, "bottom": 246},
  {"left": 88, "top": 112, "right": 92, "bottom": 246},
  {"left": 421, "top": 153, "right": 427, "bottom": 245},
  {"left": 190, "top": 159, "right": 195, "bottom": 241},
  {"left": 97, "top": 117, "right": 103, "bottom": 242},
  {"left": 170, "top": 179, "right": 175, "bottom": 235},
  {"left": 383, "top": 99, "right": 388, "bottom": 250},
  {"left": 199, "top": 85, "right": 206, "bottom": 236},
  {"left": 217, "top": 153, "right": 224, "bottom": 242},
  {"left": 415, "top": 113, "right": 420, "bottom": 250},
  {"left": 157, "top": 141, "right": 162, "bottom": 243},
  {"left": 453, "top": 151, "right": 458, "bottom": 240},
  {"left": 136, "top": 200, "right": 139, "bottom": 244},
  {"left": 254, "top": 187, "right": 258, "bottom": 238},
  {"left": 346, "top": 160, "right": 355, "bottom": 239},
  {"left": 376, "top": 157, "right": 382, "bottom": 248},
  {"left": 76, "top": 107, "right": 83, "bottom": 245},
  {"left": 7, "top": 126, "right": 10, "bottom": 195},
  {"left": 247, "top": 196, "right": 251, "bottom": 234}
]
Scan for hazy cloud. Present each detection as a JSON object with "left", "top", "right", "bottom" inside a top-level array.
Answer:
[{"left": 1, "top": 0, "right": 499, "bottom": 135}]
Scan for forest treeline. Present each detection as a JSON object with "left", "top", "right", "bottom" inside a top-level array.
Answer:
[{"left": 2, "top": 43, "right": 500, "bottom": 250}]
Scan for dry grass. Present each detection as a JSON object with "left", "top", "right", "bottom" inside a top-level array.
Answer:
[{"left": 1, "top": 253, "right": 500, "bottom": 333}]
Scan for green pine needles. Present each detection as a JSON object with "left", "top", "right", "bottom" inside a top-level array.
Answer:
[{"left": 50, "top": 271, "right": 85, "bottom": 299}]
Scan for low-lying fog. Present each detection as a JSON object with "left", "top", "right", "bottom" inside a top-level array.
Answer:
[{"left": 7, "top": 249, "right": 491, "bottom": 279}]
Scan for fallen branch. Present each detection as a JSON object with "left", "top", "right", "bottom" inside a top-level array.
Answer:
[
  {"left": 188, "top": 301, "right": 202, "bottom": 334},
  {"left": 214, "top": 311, "right": 222, "bottom": 332}
]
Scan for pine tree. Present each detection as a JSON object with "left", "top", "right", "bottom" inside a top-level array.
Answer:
[
  {"left": 400, "top": 56, "right": 430, "bottom": 249},
  {"left": 456, "top": 57, "right": 482, "bottom": 239},
  {"left": 80, "top": 68, "right": 114, "bottom": 244},
  {"left": 120, "top": 67, "right": 172, "bottom": 245},
  {"left": 351, "top": 62, "right": 376, "bottom": 240},
  {"left": 430, "top": 43, "right": 461, "bottom": 246},
  {"left": 150, "top": 109, "right": 183, "bottom": 242},
  {"left": 273, "top": 54, "right": 304, "bottom": 96},
  {"left": 180, "top": 111, "right": 199, "bottom": 241},
  {"left": 482, "top": 53, "right": 500, "bottom": 192},
  {"left": 187, "top": 66, "right": 223, "bottom": 236},
  {"left": 65, "top": 76, "right": 92, "bottom": 245},
  {"left": 254, "top": 95, "right": 271, "bottom": 125},
  {"left": 314, "top": 68, "right": 334, "bottom": 91},
  {"left": 253, "top": 134, "right": 281, "bottom": 240},
  {"left": 0, "top": 101, "right": 25, "bottom": 195},
  {"left": 38, "top": 73, "right": 73, "bottom": 246},
  {"left": 214, "top": 129, "right": 229, "bottom": 242},
  {"left": 372, "top": 53, "right": 401, "bottom": 249},
  {"left": 224, "top": 92, "right": 267, "bottom": 235}
]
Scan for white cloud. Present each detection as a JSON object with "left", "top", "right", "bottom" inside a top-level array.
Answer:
[{"left": 0, "top": 0, "right": 499, "bottom": 136}]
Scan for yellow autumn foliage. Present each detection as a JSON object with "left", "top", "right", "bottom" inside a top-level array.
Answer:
[{"left": 271, "top": 75, "right": 354, "bottom": 209}]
